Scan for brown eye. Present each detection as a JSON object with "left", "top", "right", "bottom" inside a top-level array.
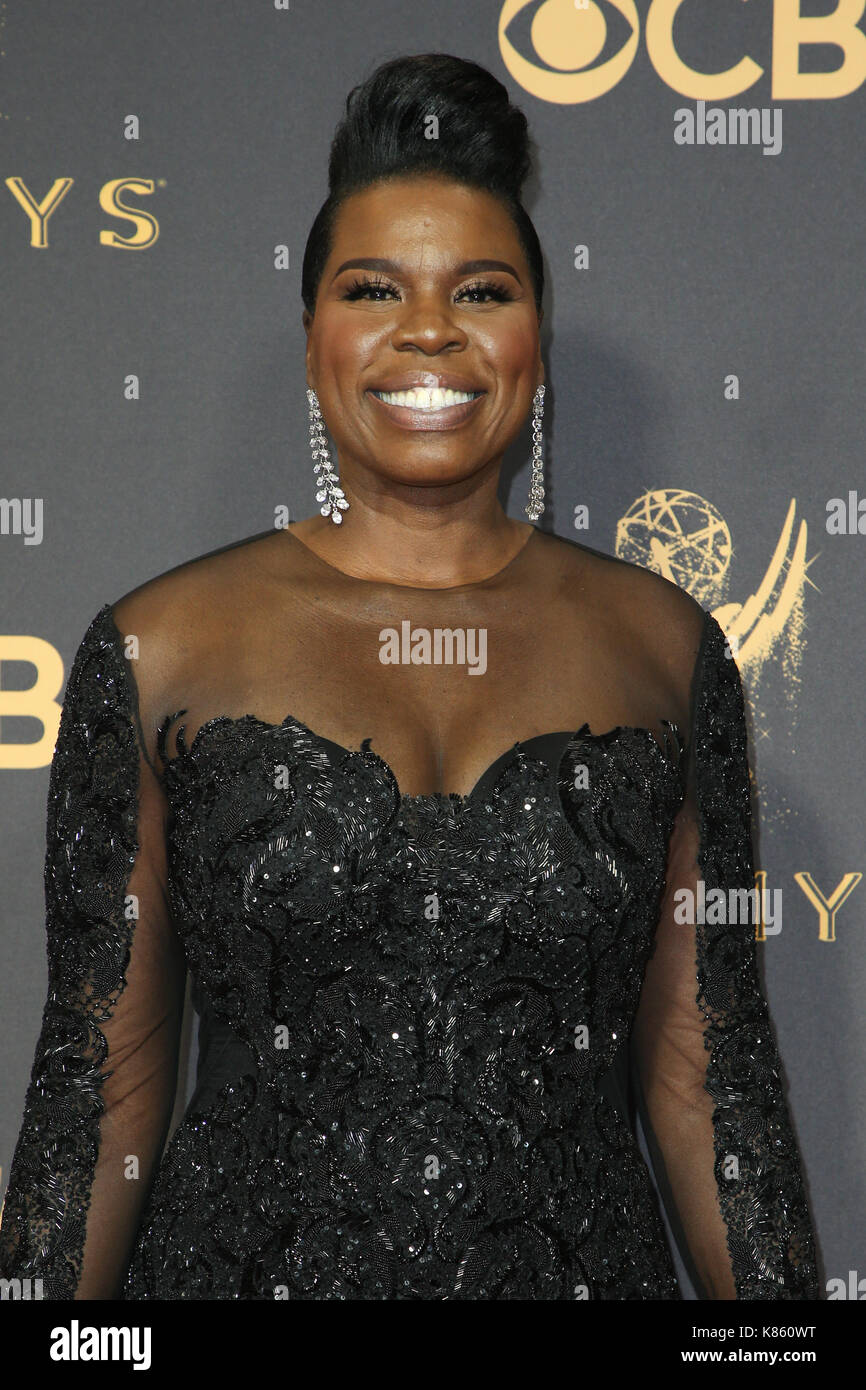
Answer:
[
  {"left": 342, "top": 276, "right": 398, "bottom": 301},
  {"left": 456, "top": 280, "right": 514, "bottom": 304}
]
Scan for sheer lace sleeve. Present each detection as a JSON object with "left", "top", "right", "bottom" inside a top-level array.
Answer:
[
  {"left": 0, "top": 604, "right": 187, "bottom": 1299},
  {"left": 631, "top": 607, "right": 820, "bottom": 1300}
]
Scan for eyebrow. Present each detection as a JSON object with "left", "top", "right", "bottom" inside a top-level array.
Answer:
[{"left": 330, "top": 257, "right": 523, "bottom": 285}]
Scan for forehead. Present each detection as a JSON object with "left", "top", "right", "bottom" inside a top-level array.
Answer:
[{"left": 327, "top": 177, "right": 524, "bottom": 262}]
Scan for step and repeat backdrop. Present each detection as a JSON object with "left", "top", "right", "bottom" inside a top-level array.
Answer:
[{"left": 1, "top": 1, "right": 864, "bottom": 1299}]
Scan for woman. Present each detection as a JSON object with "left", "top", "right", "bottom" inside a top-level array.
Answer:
[{"left": 0, "top": 53, "right": 819, "bottom": 1300}]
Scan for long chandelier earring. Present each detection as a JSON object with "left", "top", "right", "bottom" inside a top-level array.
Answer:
[
  {"left": 525, "top": 384, "right": 546, "bottom": 521},
  {"left": 307, "top": 387, "right": 349, "bottom": 524}
]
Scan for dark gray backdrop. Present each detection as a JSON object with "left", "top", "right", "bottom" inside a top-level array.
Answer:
[{"left": 1, "top": 0, "right": 863, "bottom": 1299}]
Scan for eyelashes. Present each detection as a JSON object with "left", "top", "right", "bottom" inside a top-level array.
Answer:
[{"left": 341, "top": 275, "right": 514, "bottom": 304}]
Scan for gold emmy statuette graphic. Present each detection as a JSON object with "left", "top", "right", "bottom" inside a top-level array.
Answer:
[{"left": 615, "top": 490, "right": 811, "bottom": 678}]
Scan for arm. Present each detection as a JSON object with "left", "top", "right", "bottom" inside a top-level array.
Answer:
[
  {"left": 631, "top": 607, "right": 820, "bottom": 1299},
  {"left": 0, "top": 605, "right": 186, "bottom": 1299}
]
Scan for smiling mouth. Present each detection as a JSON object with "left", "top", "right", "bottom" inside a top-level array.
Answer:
[{"left": 369, "top": 387, "right": 484, "bottom": 411}]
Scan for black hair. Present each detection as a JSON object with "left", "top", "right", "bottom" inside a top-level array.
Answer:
[{"left": 301, "top": 53, "right": 544, "bottom": 318}]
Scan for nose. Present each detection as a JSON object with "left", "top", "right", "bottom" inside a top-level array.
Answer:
[{"left": 389, "top": 293, "right": 468, "bottom": 354}]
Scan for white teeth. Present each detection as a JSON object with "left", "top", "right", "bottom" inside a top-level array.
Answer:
[{"left": 373, "top": 387, "right": 480, "bottom": 409}]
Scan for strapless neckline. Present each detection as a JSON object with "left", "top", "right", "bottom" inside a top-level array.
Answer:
[{"left": 155, "top": 704, "right": 686, "bottom": 805}]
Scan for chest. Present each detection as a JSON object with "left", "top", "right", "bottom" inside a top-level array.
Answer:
[{"left": 157, "top": 714, "right": 685, "bottom": 1061}]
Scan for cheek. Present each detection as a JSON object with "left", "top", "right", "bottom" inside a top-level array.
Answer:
[
  {"left": 481, "top": 319, "right": 538, "bottom": 379},
  {"left": 314, "top": 317, "right": 383, "bottom": 386}
]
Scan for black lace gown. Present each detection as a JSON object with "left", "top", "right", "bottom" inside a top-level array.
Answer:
[{"left": 0, "top": 523, "right": 820, "bottom": 1299}]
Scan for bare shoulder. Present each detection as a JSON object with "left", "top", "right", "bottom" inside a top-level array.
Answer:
[
  {"left": 107, "top": 528, "right": 279, "bottom": 694},
  {"left": 545, "top": 528, "right": 705, "bottom": 632},
  {"left": 544, "top": 529, "right": 707, "bottom": 716}
]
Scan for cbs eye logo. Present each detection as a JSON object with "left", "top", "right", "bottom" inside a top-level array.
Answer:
[
  {"left": 500, "top": 0, "right": 866, "bottom": 105},
  {"left": 499, "top": 0, "right": 640, "bottom": 104}
]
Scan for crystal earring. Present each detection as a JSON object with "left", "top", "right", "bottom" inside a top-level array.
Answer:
[
  {"left": 307, "top": 388, "right": 349, "bottom": 524},
  {"left": 525, "top": 384, "right": 545, "bottom": 521}
]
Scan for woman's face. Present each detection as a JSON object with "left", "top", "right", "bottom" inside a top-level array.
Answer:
[{"left": 303, "top": 175, "right": 544, "bottom": 503}]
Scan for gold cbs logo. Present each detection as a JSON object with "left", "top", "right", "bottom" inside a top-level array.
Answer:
[
  {"left": 0, "top": 635, "right": 64, "bottom": 769},
  {"left": 499, "top": 0, "right": 866, "bottom": 103}
]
